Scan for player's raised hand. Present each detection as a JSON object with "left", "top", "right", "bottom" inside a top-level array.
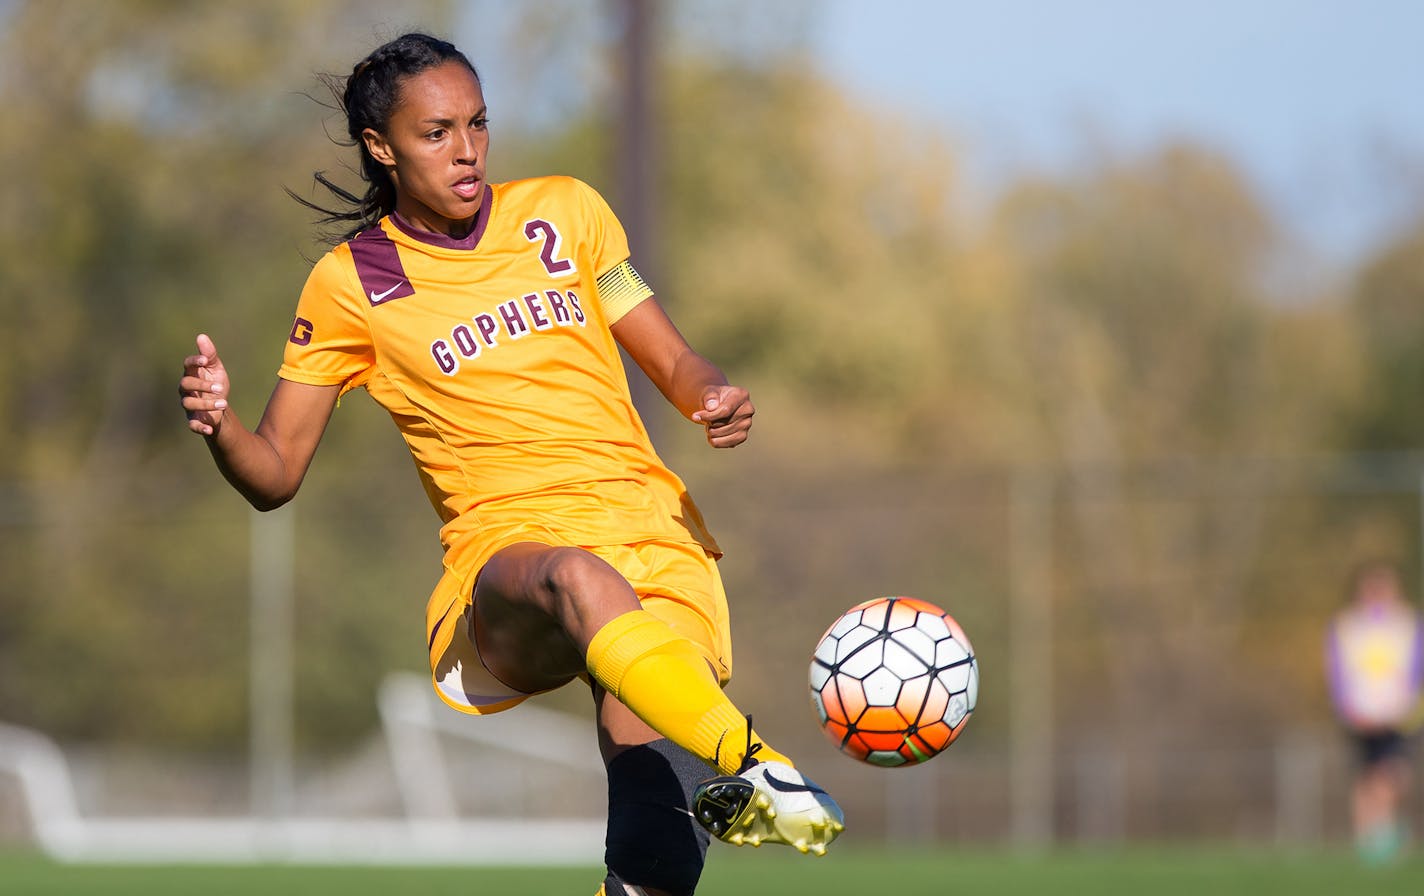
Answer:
[
  {"left": 691, "top": 384, "right": 754, "bottom": 448},
  {"left": 180, "top": 333, "right": 231, "bottom": 436}
]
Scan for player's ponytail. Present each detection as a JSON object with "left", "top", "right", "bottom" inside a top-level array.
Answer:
[{"left": 290, "top": 33, "right": 479, "bottom": 244}]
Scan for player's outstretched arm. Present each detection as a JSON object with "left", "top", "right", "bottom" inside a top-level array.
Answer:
[
  {"left": 610, "top": 298, "right": 754, "bottom": 448},
  {"left": 179, "top": 333, "right": 340, "bottom": 510}
]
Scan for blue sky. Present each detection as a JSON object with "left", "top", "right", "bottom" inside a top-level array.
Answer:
[
  {"left": 457, "top": 1, "right": 1424, "bottom": 266},
  {"left": 811, "top": 0, "right": 1424, "bottom": 263}
]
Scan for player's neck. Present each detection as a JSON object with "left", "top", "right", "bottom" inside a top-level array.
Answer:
[{"left": 389, "top": 191, "right": 491, "bottom": 251}]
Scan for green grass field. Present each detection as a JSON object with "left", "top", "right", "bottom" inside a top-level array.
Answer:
[{"left": 3, "top": 847, "right": 1423, "bottom": 896}]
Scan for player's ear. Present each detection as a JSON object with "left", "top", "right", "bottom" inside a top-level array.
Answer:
[{"left": 362, "top": 128, "right": 396, "bottom": 168}]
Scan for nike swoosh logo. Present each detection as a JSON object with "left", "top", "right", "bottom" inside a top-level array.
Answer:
[
  {"left": 369, "top": 281, "right": 407, "bottom": 303},
  {"left": 763, "top": 771, "right": 829, "bottom": 796}
]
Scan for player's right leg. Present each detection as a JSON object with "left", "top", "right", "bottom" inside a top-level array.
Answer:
[{"left": 471, "top": 542, "right": 843, "bottom": 855}]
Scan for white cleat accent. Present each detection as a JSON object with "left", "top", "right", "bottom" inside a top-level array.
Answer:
[{"left": 692, "top": 760, "right": 845, "bottom": 855}]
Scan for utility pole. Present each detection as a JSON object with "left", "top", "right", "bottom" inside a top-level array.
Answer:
[
  {"left": 1010, "top": 471, "right": 1055, "bottom": 848},
  {"left": 615, "top": 0, "right": 660, "bottom": 424},
  {"left": 250, "top": 505, "right": 295, "bottom": 822}
]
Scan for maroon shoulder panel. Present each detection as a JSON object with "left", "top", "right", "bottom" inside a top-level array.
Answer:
[{"left": 349, "top": 224, "right": 416, "bottom": 306}]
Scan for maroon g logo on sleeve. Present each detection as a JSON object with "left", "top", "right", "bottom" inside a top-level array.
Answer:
[{"left": 289, "top": 317, "right": 314, "bottom": 346}]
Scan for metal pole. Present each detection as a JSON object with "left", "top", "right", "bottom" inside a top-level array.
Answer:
[
  {"left": 616, "top": 0, "right": 656, "bottom": 269},
  {"left": 250, "top": 504, "right": 295, "bottom": 819},
  {"left": 615, "top": 0, "right": 661, "bottom": 425},
  {"left": 1009, "top": 470, "right": 1054, "bottom": 847}
]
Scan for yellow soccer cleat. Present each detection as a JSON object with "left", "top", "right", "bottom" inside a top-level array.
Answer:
[{"left": 692, "top": 760, "right": 845, "bottom": 855}]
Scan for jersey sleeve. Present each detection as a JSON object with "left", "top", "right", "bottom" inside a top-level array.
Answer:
[
  {"left": 573, "top": 178, "right": 633, "bottom": 280},
  {"left": 570, "top": 178, "right": 654, "bottom": 324},
  {"left": 1324, "top": 622, "right": 1346, "bottom": 714},
  {"left": 1413, "top": 614, "right": 1424, "bottom": 690},
  {"left": 277, "top": 249, "right": 375, "bottom": 395}
]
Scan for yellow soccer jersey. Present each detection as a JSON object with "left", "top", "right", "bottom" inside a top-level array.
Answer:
[{"left": 278, "top": 176, "right": 719, "bottom": 582}]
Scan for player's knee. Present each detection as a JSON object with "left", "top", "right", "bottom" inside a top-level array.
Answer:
[
  {"left": 536, "top": 546, "right": 623, "bottom": 611},
  {"left": 604, "top": 740, "right": 710, "bottom": 896}
]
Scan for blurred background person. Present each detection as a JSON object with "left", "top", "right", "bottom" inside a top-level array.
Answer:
[{"left": 1325, "top": 561, "right": 1424, "bottom": 864}]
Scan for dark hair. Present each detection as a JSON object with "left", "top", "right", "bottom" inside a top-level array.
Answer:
[{"left": 290, "top": 33, "right": 478, "bottom": 244}]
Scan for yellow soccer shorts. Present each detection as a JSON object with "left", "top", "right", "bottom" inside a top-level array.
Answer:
[{"left": 427, "top": 538, "right": 733, "bottom": 715}]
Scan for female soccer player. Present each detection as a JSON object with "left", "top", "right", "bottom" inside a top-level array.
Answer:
[
  {"left": 178, "top": 32, "right": 841, "bottom": 895},
  {"left": 1326, "top": 561, "right": 1424, "bottom": 865}
]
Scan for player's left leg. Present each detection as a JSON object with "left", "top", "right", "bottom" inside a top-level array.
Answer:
[
  {"left": 690, "top": 751, "right": 844, "bottom": 854},
  {"left": 476, "top": 541, "right": 842, "bottom": 865},
  {"left": 473, "top": 542, "right": 788, "bottom": 775}
]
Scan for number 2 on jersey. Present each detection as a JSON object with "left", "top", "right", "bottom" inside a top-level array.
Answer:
[{"left": 525, "top": 219, "right": 576, "bottom": 277}]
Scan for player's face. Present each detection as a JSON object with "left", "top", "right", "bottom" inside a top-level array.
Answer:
[{"left": 363, "top": 61, "right": 489, "bottom": 237}]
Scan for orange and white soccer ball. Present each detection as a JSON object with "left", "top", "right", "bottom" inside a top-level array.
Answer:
[{"left": 809, "top": 596, "right": 978, "bottom": 767}]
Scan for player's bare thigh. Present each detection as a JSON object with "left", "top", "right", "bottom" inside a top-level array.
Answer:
[{"left": 471, "top": 541, "right": 642, "bottom": 693}]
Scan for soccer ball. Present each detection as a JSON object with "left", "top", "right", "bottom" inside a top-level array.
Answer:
[{"left": 809, "top": 596, "right": 978, "bottom": 767}]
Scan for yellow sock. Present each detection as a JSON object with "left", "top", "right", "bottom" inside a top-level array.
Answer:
[{"left": 586, "top": 609, "right": 792, "bottom": 775}]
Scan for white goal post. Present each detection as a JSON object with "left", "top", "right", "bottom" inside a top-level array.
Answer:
[{"left": 0, "top": 672, "right": 606, "bottom": 865}]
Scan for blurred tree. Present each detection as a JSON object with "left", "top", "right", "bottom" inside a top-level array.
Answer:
[
  {"left": 1344, "top": 220, "right": 1424, "bottom": 449},
  {"left": 987, "top": 146, "right": 1356, "bottom": 745},
  {"left": 654, "top": 56, "right": 977, "bottom": 469},
  {"left": 0, "top": 0, "right": 453, "bottom": 746}
]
